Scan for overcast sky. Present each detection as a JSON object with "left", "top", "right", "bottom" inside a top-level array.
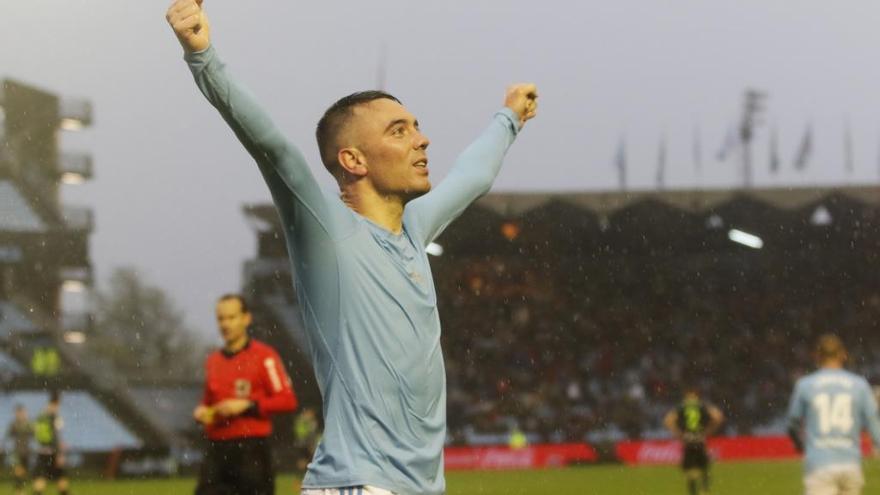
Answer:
[{"left": 2, "top": 0, "right": 879, "bottom": 338}]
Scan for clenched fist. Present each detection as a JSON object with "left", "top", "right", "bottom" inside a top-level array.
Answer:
[
  {"left": 166, "top": 0, "right": 211, "bottom": 53},
  {"left": 504, "top": 83, "right": 539, "bottom": 128}
]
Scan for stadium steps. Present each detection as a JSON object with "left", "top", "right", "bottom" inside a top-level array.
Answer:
[{"left": 2, "top": 295, "right": 173, "bottom": 449}]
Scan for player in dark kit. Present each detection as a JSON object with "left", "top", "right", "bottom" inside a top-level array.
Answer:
[
  {"left": 3, "top": 404, "right": 34, "bottom": 495},
  {"left": 664, "top": 389, "right": 725, "bottom": 495},
  {"left": 32, "top": 391, "right": 69, "bottom": 495},
  {"left": 193, "top": 294, "right": 298, "bottom": 495}
]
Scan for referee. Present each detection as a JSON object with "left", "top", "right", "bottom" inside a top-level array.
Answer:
[{"left": 194, "top": 294, "right": 298, "bottom": 495}]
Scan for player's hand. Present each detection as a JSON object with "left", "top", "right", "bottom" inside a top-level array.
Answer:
[
  {"left": 213, "top": 399, "right": 253, "bottom": 418},
  {"left": 504, "top": 83, "right": 538, "bottom": 128},
  {"left": 193, "top": 405, "right": 215, "bottom": 425},
  {"left": 166, "top": 0, "right": 211, "bottom": 53}
]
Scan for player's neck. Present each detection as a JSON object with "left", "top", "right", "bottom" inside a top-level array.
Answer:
[
  {"left": 225, "top": 335, "right": 249, "bottom": 354},
  {"left": 341, "top": 184, "right": 405, "bottom": 234}
]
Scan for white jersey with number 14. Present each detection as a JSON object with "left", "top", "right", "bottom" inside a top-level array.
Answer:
[{"left": 787, "top": 368, "right": 880, "bottom": 474}]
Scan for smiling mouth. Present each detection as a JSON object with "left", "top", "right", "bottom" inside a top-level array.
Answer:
[{"left": 413, "top": 159, "right": 429, "bottom": 168}]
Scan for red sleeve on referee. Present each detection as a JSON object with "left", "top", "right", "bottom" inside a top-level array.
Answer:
[
  {"left": 255, "top": 348, "right": 298, "bottom": 416},
  {"left": 201, "top": 354, "right": 214, "bottom": 406}
]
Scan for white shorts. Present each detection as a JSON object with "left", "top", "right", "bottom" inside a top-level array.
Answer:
[
  {"left": 804, "top": 464, "right": 865, "bottom": 495},
  {"left": 301, "top": 486, "right": 395, "bottom": 495}
]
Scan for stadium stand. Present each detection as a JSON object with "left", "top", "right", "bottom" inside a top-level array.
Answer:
[
  {"left": 0, "top": 79, "right": 171, "bottom": 453},
  {"left": 243, "top": 187, "right": 880, "bottom": 446},
  {"left": 0, "top": 391, "right": 141, "bottom": 451},
  {"left": 129, "top": 386, "right": 203, "bottom": 441}
]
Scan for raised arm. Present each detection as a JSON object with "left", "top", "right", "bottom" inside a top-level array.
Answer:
[
  {"left": 406, "top": 84, "right": 538, "bottom": 244},
  {"left": 166, "top": 0, "right": 335, "bottom": 233}
]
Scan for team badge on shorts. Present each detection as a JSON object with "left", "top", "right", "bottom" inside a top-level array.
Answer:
[{"left": 235, "top": 379, "right": 252, "bottom": 398}]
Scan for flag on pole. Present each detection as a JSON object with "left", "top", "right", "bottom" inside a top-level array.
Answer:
[
  {"left": 716, "top": 125, "right": 738, "bottom": 162},
  {"left": 615, "top": 136, "right": 627, "bottom": 191},
  {"left": 769, "top": 126, "right": 780, "bottom": 174},
  {"left": 693, "top": 125, "right": 703, "bottom": 178},
  {"left": 843, "top": 119, "right": 854, "bottom": 174},
  {"left": 656, "top": 135, "right": 667, "bottom": 190},
  {"left": 793, "top": 124, "right": 812, "bottom": 171}
]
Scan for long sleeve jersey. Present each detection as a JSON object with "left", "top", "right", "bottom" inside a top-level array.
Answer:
[
  {"left": 202, "top": 338, "right": 298, "bottom": 440},
  {"left": 787, "top": 368, "right": 880, "bottom": 474},
  {"left": 185, "top": 46, "right": 519, "bottom": 494}
]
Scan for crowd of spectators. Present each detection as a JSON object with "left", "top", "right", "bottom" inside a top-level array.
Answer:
[{"left": 435, "top": 245, "right": 880, "bottom": 445}]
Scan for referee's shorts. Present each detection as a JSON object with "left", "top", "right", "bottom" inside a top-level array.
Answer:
[{"left": 195, "top": 437, "right": 274, "bottom": 495}]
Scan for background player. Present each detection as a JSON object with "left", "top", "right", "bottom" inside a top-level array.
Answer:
[
  {"left": 32, "top": 391, "right": 69, "bottom": 495},
  {"left": 166, "top": 1, "right": 536, "bottom": 493},
  {"left": 664, "top": 388, "right": 725, "bottom": 495},
  {"left": 193, "top": 294, "right": 298, "bottom": 495},
  {"left": 3, "top": 404, "right": 33, "bottom": 495},
  {"left": 787, "top": 334, "right": 880, "bottom": 495}
]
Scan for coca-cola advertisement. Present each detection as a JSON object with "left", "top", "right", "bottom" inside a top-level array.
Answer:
[
  {"left": 445, "top": 444, "right": 598, "bottom": 471},
  {"left": 615, "top": 435, "right": 873, "bottom": 465}
]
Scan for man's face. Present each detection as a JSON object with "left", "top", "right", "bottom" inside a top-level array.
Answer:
[
  {"left": 15, "top": 408, "right": 26, "bottom": 421},
  {"left": 348, "top": 98, "right": 431, "bottom": 201},
  {"left": 216, "top": 299, "right": 251, "bottom": 346}
]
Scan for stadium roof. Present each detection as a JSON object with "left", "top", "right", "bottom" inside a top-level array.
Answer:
[
  {"left": 243, "top": 185, "right": 880, "bottom": 256},
  {"left": 474, "top": 185, "right": 880, "bottom": 216},
  {"left": 245, "top": 185, "right": 879, "bottom": 224}
]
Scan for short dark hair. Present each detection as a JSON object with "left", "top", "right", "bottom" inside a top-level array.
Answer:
[
  {"left": 816, "top": 333, "right": 846, "bottom": 362},
  {"left": 217, "top": 294, "right": 250, "bottom": 314},
  {"left": 48, "top": 390, "right": 60, "bottom": 405},
  {"left": 315, "top": 91, "right": 402, "bottom": 175}
]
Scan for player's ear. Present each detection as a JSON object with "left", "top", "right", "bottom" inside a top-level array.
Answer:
[{"left": 338, "top": 147, "right": 368, "bottom": 178}]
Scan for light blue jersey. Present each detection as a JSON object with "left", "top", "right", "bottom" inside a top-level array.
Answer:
[
  {"left": 787, "top": 368, "right": 880, "bottom": 474},
  {"left": 185, "top": 46, "right": 520, "bottom": 494}
]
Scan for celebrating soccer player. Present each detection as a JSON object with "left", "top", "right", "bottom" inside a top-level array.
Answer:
[
  {"left": 664, "top": 388, "right": 724, "bottom": 495},
  {"left": 787, "top": 334, "right": 880, "bottom": 495},
  {"left": 193, "top": 294, "right": 298, "bottom": 495},
  {"left": 166, "top": 1, "right": 537, "bottom": 493}
]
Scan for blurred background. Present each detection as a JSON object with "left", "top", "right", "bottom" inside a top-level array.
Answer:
[{"left": 1, "top": 0, "right": 879, "bottom": 492}]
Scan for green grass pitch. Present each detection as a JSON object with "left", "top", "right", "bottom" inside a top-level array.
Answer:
[{"left": 3, "top": 460, "right": 880, "bottom": 494}]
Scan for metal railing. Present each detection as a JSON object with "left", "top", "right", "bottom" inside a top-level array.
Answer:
[
  {"left": 59, "top": 152, "right": 93, "bottom": 181},
  {"left": 61, "top": 312, "right": 94, "bottom": 333},
  {"left": 60, "top": 206, "right": 94, "bottom": 231},
  {"left": 58, "top": 98, "right": 93, "bottom": 128},
  {"left": 59, "top": 266, "right": 93, "bottom": 285}
]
